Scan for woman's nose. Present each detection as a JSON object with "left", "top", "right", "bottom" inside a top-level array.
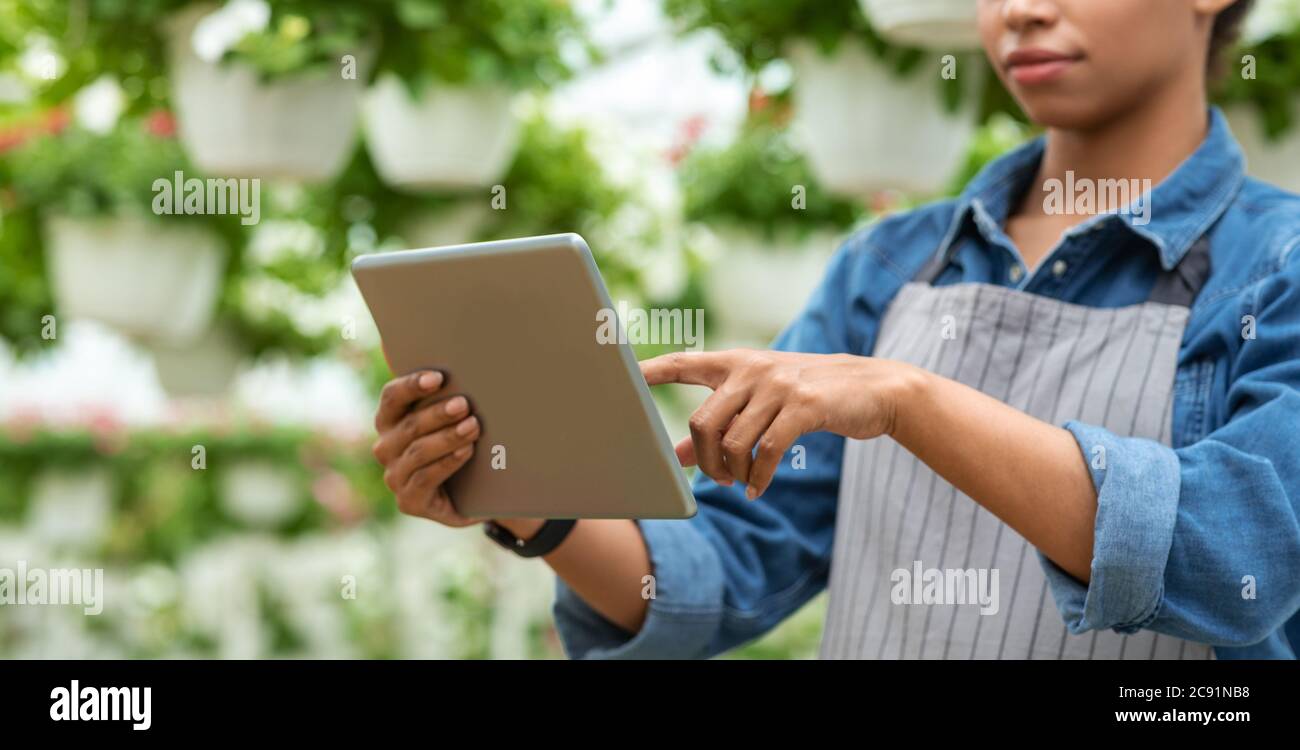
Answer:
[{"left": 998, "top": 0, "right": 1062, "bottom": 33}]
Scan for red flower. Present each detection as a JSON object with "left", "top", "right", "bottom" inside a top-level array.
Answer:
[
  {"left": 145, "top": 109, "right": 176, "bottom": 138},
  {"left": 42, "top": 107, "right": 71, "bottom": 134}
]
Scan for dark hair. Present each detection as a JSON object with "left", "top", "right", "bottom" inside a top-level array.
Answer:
[{"left": 1209, "top": 0, "right": 1255, "bottom": 78}]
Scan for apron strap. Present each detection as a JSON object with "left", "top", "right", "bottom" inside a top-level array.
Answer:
[
  {"left": 1146, "top": 235, "right": 1211, "bottom": 307},
  {"left": 912, "top": 235, "right": 1212, "bottom": 309},
  {"left": 912, "top": 244, "right": 955, "bottom": 285}
]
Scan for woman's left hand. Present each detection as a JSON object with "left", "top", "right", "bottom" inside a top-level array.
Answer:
[{"left": 640, "top": 350, "right": 921, "bottom": 499}]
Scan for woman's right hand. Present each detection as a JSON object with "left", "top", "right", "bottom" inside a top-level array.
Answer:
[{"left": 372, "top": 369, "right": 481, "bottom": 527}]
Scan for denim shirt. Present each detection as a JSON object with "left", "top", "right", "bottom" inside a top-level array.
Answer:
[{"left": 554, "top": 108, "right": 1300, "bottom": 659}]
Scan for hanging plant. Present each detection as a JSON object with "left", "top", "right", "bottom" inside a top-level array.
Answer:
[
  {"left": 0, "top": 109, "right": 241, "bottom": 347},
  {"left": 214, "top": 0, "right": 376, "bottom": 80},
  {"left": 662, "top": 0, "right": 998, "bottom": 196},
  {"left": 0, "top": 0, "right": 189, "bottom": 114},
  {"left": 353, "top": 114, "right": 646, "bottom": 296},
  {"left": 662, "top": 0, "right": 970, "bottom": 112},
  {"left": 678, "top": 104, "right": 864, "bottom": 340},
  {"left": 160, "top": 2, "right": 373, "bottom": 181},
  {"left": 361, "top": 0, "right": 592, "bottom": 190},
  {"left": 679, "top": 102, "right": 864, "bottom": 241},
  {"left": 370, "top": 0, "right": 589, "bottom": 93}
]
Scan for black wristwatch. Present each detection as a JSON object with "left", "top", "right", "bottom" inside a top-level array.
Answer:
[{"left": 483, "top": 519, "right": 577, "bottom": 558}]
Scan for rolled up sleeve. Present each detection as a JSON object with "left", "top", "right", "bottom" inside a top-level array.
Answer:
[
  {"left": 1040, "top": 250, "right": 1300, "bottom": 649},
  {"left": 1039, "top": 421, "right": 1182, "bottom": 634},
  {"left": 553, "top": 518, "right": 725, "bottom": 659}
]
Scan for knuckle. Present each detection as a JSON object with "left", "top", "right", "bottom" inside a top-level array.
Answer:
[
  {"left": 371, "top": 439, "right": 384, "bottom": 463},
  {"left": 770, "top": 371, "right": 798, "bottom": 391},
  {"left": 758, "top": 435, "right": 780, "bottom": 454},
  {"left": 688, "top": 413, "right": 709, "bottom": 434},
  {"left": 400, "top": 438, "right": 426, "bottom": 467},
  {"left": 720, "top": 435, "right": 748, "bottom": 457},
  {"left": 402, "top": 413, "right": 422, "bottom": 442},
  {"left": 408, "top": 466, "right": 433, "bottom": 490}
]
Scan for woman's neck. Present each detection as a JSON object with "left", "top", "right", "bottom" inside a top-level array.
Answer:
[{"left": 1022, "top": 74, "right": 1211, "bottom": 219}]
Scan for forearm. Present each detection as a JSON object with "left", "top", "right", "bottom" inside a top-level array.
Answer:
[
  {"left": 496, "top": 518, "right": 652, "bottom": 633},
  {"left": 888, "top": 363, "right": 1098, "bottom": 582}
]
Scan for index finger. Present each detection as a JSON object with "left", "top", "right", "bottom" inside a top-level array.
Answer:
[
  {"left": 640, "top": 351, "right": 732, "bottom": 389},
  {"left": 375, "top": 370, "right": 445, "bottom": 431}
]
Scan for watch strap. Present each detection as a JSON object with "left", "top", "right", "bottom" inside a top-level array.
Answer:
[{"left": 484, "top": 519, "right": 577, "bottom": 558}]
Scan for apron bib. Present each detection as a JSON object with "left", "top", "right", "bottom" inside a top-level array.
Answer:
[{"left": 820, "top": 238, "right": 1214, "bottom": 660}]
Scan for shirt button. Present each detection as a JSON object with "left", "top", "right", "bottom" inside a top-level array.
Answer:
[
  {"left": 1009, "top": 265, "right": 1024, "bottom": 283},
  {"left": 1051, "top": 259, "right": 1069, "bottom": 278}
]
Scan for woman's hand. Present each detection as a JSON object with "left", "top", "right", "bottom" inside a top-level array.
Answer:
[
  {"left": 641, "top": 350, "right": 922, "bottom": 499},
  {"left": 371, "top": 369, "right": 481, "bottom": 526}
]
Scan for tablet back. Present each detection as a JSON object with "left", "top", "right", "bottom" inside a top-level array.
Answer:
[{"left": 352, "top": 233, "right": 697, "bottom": 519}]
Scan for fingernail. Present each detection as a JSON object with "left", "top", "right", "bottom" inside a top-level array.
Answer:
[
  {"left": 454, "top": 445, "right": 472, "bottom": 458},
  {"left": 456, "top": 416, "right": 478, "bottom": 435},
  {"left": 445, "top": 396, "right": 468, "bottom": 415},
  {"left": 746, "top": 486, "right": 759, "bottom": 500},
  {"left": 418, "top": 371, "right": 442, "bottom": 390},
  {"left": 719, "top": 478, "right": 733, "bottom": 487}
]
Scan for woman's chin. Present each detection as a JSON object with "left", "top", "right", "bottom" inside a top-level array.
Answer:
[{"left": 1014, "top": 96, "right": 1121, "bottom": 132}]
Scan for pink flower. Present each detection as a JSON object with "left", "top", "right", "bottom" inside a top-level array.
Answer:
[
  {"left": 145, "top": 109, "right": 176, "bottom": 138},
  {"left": 664, "top": 113, "right": 709, "bottom": 167}
]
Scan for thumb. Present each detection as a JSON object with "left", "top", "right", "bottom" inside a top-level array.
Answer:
[{"left": 674, "top": 436, "right": 697, "bottom": 467}]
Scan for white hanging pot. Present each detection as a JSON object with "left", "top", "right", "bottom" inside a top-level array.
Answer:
[
  {"left": 860, "top": 0, "right": 980, "bottom": 50},
  {"left": 219, "top": 460, "right": 302, "bottom": 528},
  {"left": 702, "top": 224, "right": 841, "bottom": 344},
  {"left": 164, "top": 4, "right": 367, "bottom": 182},
  {"left": 788, "top": 39, "right": 977, "bottom": 197},
  {"left": 362, "top": 74, "right": 520, "bottom": 190},
  {"left": 148, "top": 323, "right": 247, "bottom": 398},
  {"left": 1225, "top": 103, "right": 1300, "bottom": 194},
  {"left": 397, "top": 200, "right": 492, "bottom": 249},
  {"left": 45, "top": 213, "right": 226, "bottom": 346}
]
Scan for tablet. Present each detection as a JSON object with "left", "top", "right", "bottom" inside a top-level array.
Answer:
[{"left": 351, "top": 233, "right": 697, "bottom": 520}]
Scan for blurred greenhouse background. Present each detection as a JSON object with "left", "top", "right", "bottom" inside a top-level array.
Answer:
[{"left": 1, "top": 0, "right": 1298, "bottom": 659}]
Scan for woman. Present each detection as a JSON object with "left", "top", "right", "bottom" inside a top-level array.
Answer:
[{"left": 370, "top": 0, "right": 1300, "bottom": 659}]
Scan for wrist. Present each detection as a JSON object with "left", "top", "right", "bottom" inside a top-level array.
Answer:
[{"left": 884, "top": 360, "right": 933, "bottom": 440}]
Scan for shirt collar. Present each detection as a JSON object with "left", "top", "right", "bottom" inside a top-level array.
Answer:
[{"left": 940, "top": 108, "right": 1245, "bottom": 271}]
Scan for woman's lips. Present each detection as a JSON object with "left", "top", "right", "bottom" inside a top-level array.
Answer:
[{"left": 1005, "top": 48, "right": 1082, "bottom": 85}]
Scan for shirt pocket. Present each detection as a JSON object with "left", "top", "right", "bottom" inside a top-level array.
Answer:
[{"left": 1172, "top": 358, "right": 1216, "bottom": 447}]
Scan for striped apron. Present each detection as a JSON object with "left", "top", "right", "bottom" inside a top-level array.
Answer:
[{"left": 820, "top": 237, "right": 1214, "bottom": 659}]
